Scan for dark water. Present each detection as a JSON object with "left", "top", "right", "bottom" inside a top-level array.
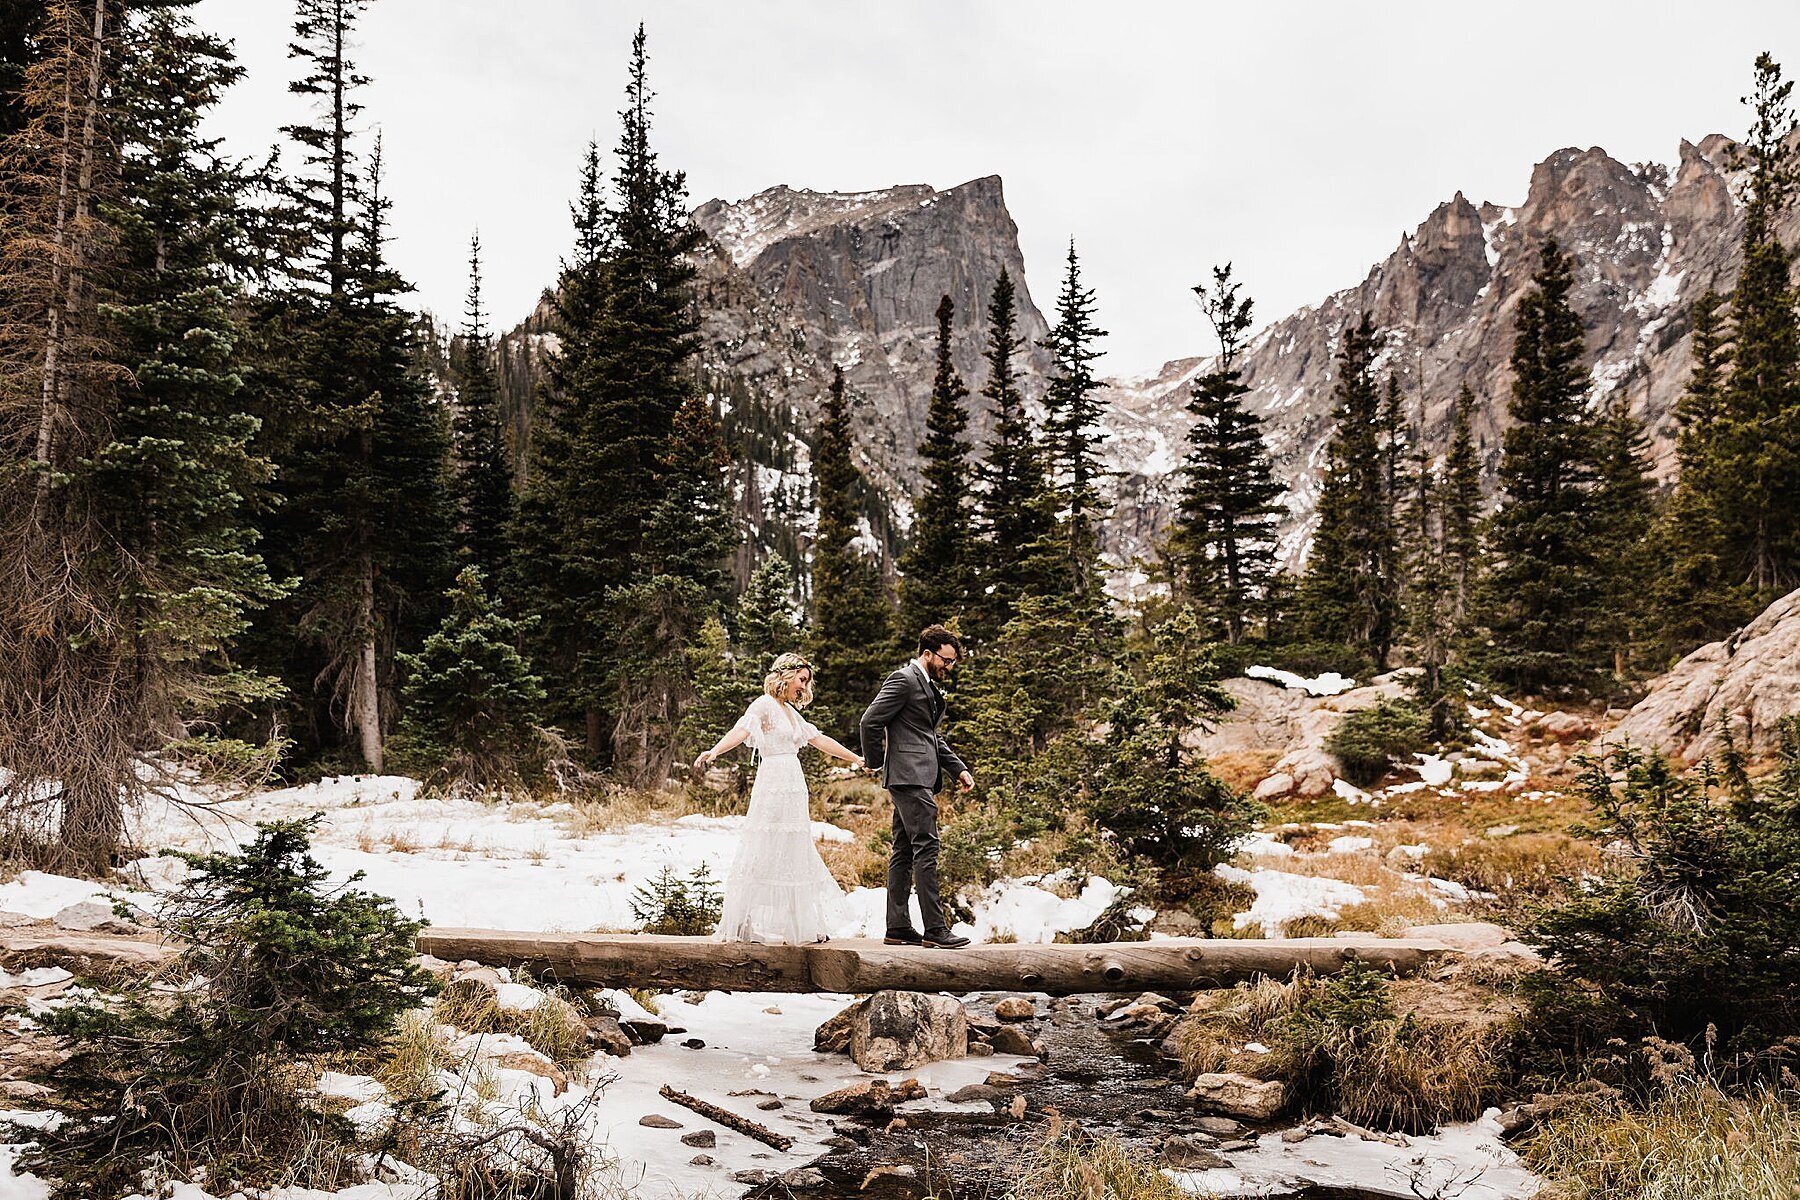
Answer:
[{"left": 746, "top": 996, "right": 1393, "bottom": 1200}]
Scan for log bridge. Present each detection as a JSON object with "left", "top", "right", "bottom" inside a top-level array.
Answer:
[{"left": 415, "top": 930, "right": 1466, "bottom": 995}]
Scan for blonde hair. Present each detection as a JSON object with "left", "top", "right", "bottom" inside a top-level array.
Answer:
[{"left": 763, "top": 652, "right": 814, "bottom": 707}]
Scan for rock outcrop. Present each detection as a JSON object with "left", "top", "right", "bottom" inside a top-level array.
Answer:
[
  {"left": 1608, "top": 586, "right": 1800, "bottom": 762},
  {"left": 459, "top": 130, "right": 1800, "bottom": 581}
]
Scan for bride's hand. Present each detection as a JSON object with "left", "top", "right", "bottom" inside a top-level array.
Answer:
[{"left": 693, "top": 751, "right": 713, "bottom": 773}]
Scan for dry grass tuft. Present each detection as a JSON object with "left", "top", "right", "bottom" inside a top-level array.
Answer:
[
  {"left": 1523, "top": 1082, "right": 1800, "bottom": 1200},
  {"left": 1208, "top": 749, "right": 1281, "bottom": 794},
  {"left": 819, "top": 835, "right": 887, "bottom": 890},
  {"left": 1422, "top": 832, "right": 1602, "bottom": 898},
  {"left": 1007, "top": 1115, "right": 1193, "bottom": 1199},
  {"left": 1173, "top": 968, "right": 1511, "bottom": 1133},
  {"left": 432, "top": 980, "right": 591, "bottom": 1070}
]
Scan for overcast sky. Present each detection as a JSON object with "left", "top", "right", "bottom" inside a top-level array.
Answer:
[{"left": 191, "top": 1, "right": 1799, "bottom": 378}]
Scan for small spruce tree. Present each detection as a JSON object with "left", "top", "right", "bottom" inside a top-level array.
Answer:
[{"left": 398, "top": 567, "right": 546, "bottom": 789}]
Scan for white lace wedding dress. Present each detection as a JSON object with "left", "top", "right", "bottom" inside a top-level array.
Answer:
[{"left": 715, "top": 693, "right": 843, "bottom": 944}]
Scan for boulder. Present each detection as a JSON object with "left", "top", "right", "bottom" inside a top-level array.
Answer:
[
  {"left": 992, "top": 996, "right": 1036, "bottom": 1021},
  {"left": 809, "top": 1077, "right": 926, "bottom": 1119},
  {"left": 779, "top": 1168, "right": 827, "bottom": 1189},
  {"left": 1610, "top": 587, "right": 1800, "bottom": 762},
  {"left": 1252, "top": 773, "right": 1296, "bottom": 801},
  {"left": 1161, "top": 1135, "right": 1231, "bottom": 1170},
  {"left": 638, "top": 1114, "right": 682, "bottom": 1129},
  {"left": 1535, "top": 710, "right": 1595, "bottom": 741},
  {"left": 583, "top": 1011, "right": 633, "bottom": 1056},
  {"left": 51, "top": 902, "right": 140, "bottom": 936},
  {"left": 680, "top": 1130, "right": 715, "bottom": 1148},
  {"left": 989, "top": 1025, "right": 1035, "bottom": 1056},
  {"left": 1272, "top": 748, "right": 1342, "bottom": 798},
  {"left": 848, "top": 990, "right": 966, "bottom": 1071},
  {"left": 814, "top": 999, "right": 861, "bottom": 1054},
  {"left": 1187, "top": 1072, "right": 1285, "bottom": 1120}
]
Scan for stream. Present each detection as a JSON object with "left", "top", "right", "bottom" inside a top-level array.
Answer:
[{"left": 747, "top": 994, "right": 1423, "bottom": 1200}]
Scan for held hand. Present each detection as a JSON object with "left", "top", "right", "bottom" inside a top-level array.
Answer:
[
  {"left": 693, "top": 751, "right": 713, "bottom": 774},
  {"left": 851, "top": 756, "right": 867, "bottom": 772},
  {"left": 957, "top": 770, "right": 975, "bottom": 792}
]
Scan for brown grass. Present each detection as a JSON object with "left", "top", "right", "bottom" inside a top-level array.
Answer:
[
  {"left": 432, "top": 980, "right": 591, "bottom": 1070},
  {"left": 1523, "top": 1082, "right": 1800, "bottom": 1200},
  {"left": 1421, "top": 832, "right": 1602, "bottom": 897},
  {"left": 1208, "top": 749, "right": 1281, "bottom": 794},
  {"left": 1006, "top": 1115, "right": 1194, "bottom": 1200},
  {"left": 1173, "top": 970, "right": 1512, "bottom": 1133},
  {"left": 819, "top": 836, "right": 887, "bottom": 890}
]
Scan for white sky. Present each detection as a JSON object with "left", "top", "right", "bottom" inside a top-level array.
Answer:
[{"left": 192, "top": 0, "right": 1799, "bottom": 378}]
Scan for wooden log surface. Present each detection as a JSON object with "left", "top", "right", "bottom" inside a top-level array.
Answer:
[{"left": 416, "top": 930, "right": 1459, "bottom": 994}]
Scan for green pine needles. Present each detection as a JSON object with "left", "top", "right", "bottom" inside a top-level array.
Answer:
[{"left": 20, "top": 817, "right": 436, "bottom": 1199}]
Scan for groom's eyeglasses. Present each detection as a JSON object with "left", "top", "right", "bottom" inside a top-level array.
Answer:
[{"left": 926, "top": 648, "right": 960, "bottom": 668}]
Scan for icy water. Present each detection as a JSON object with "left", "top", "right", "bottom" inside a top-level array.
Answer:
[{"left": 748, "top": 995, "right": 1393, "bottom": 1200}]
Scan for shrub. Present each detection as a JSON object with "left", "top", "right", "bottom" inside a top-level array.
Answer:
[
  {"left": 1524, "top": 729, "right": 1800, "bottom": 1067},
  {"left": 1090, "top": 609, "right": 1262, "bottom": 884},
  {"left": 1327, "top": 698, "right": 1433, "bottom": 786},
  {"left": 629, "top": 863, "right": 722, "bottom": 936},
  {"left": 19, "top": 818, "right": 435, "bottom": 1199}
]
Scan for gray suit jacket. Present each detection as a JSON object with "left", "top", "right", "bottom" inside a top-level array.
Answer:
[{"left": 859, "top": 663, "right": 968, "bottom": 790}]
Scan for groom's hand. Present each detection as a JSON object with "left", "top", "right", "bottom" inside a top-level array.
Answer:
[{"left": 957, "top": 770, "right": 974, "bottom": 792}]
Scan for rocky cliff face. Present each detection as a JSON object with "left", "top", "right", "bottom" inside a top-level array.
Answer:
[
  {"left": 468, "top": 132, "right": 1797, "bottom": 585},
  {"left": 693, "top": 177, "right": 1051, "bottom": 505},
  {"left": 1106, "top": 133, "right": 1800, "bottom": 568}
]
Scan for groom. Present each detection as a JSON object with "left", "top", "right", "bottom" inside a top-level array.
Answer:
[{"left": 860, "top": 625, "right": 975, "bottom": 950}]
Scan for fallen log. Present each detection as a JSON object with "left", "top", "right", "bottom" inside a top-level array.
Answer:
[
  {"left": 0, "top": 930, "right": 178, "bottom": 978},
  {"left": 658, "top": 1084, "right": 793, "bottom": 1151},
  {"left": 416, "top": 931, "right": 1456, "bottom": 994}
]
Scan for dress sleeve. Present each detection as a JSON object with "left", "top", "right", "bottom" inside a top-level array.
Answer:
[
  {"left": 799, "top": 713, "right": 821, "bottom": 743},
  {"left": 733, "top": 695, "right": 777, "bottom": 753}
]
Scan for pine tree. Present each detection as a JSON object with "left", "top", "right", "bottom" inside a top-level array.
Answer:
[
  {"left": 1589, "top": 393, "right": 1656, "bottom": 677},
  {"left": 1440, "top": 384, "right": 1484, "bottom": 634},
  {"left": 246, "top": 4, "right": 455, "bottom": 772},
  {"left": 1040, "top": 242, "right": 1110, "bottom": 606},
  {"left": 513, "top": 27, "right": 722, "bottom": 776},
  {"left": 896, "top": 294, "right": 975, "bottom": 641},
  {"left": 737, "top": 554, "right": 802, "bottom": 663},
  {"left": 510, "top": 142, "right": 611, "bottom": 750},
  {"left": 1401, "top": 434, "right": 1456, "bottom": 734},
  {"left": 1471, "top": 237, "right": 1603, "bottom": 693},
  {"left": 808, "top": 366, "right": 893, "bottom": 738},
  {"left": 969, "top": 268, "right": 1059, "bottom": 641},
  {"left": 1296, "top": 314, "right": 1400, "bottom": 664},
  {"left": 1170, "top": 264, "right": 1285, "bottom": 643},
  {"left": 399, "top": 567, "right": 544, "bottom": 789},
  {"left": 608, "top": 388, "right": 734, "bottom": 786},
  {"left": 1654, "top": 290, "right": 1745, "bottom": 655},
  {"left": 1719, "top": 53, "right": 1800, "bottom": 598},
  {"left": 451, "top": 232, "right": 515, "bottom": 575},
  {"left": 1090, "top": 608, "right": 1255, "bottom": 891},
  {"left": 89, "top": 3, "right": 283, "bottom": 741}
]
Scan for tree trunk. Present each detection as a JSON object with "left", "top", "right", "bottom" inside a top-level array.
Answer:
[
  {"left": 415, "top": 930, "right": 1459, "bottom": 995},
  {"left": 351, "top": 550, "right": 383, "bottom": 772}
]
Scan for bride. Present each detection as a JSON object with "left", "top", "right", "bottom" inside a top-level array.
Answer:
[{"left": 693, "top": 653, "right": 865, "bottom": 943}]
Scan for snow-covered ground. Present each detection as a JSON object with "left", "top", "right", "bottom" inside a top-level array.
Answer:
[{"left": 0, "top": 754, "right": 1539, "bottom": 1199}]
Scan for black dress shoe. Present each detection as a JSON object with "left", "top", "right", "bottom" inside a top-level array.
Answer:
[
  {"left": 883, "top": 929, "right": 924, "bottom": 946},
  {"left": 922, "top": 929, "right": 971, "bottom": 949}
]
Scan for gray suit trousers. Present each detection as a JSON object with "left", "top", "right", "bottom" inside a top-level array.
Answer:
[{"left": 885, "top": 784, "right": 945, "bottom": 934}]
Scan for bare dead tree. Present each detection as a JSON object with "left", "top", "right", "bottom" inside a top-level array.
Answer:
[{"left": 0, "top": 0, "right": 138, "bottom": 874}]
